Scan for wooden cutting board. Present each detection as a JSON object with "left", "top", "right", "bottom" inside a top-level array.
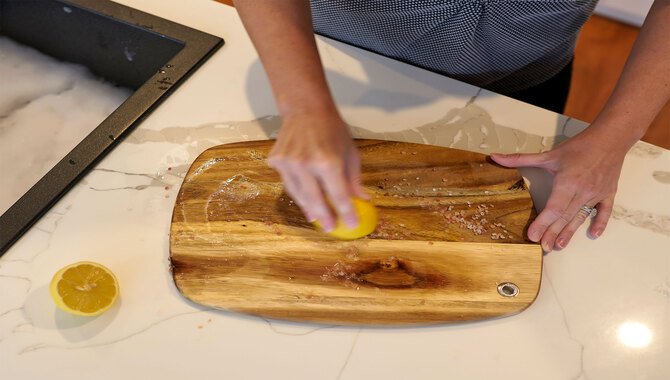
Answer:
[{"left": 170, "top": 139, "right": 542, "bottom": 325}]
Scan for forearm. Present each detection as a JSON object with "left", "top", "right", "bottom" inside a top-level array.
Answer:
[
  {"left": 593, "top": 0, "right": 670, "bottom": 147},
  {"left": 235, "top": 0, "right": 338, "bottom": 117}
]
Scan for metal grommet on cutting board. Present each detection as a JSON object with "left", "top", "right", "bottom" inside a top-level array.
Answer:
[{"left": 497, "top": 282, "right": 519, "bottom": 297}]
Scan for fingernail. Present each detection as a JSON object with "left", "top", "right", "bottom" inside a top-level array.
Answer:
[
  {"left": 322, "top": 222, "right": 334, "bottom": 233},
  {"left": 588, "top": 230, "right": 601, "bottom": 240},
  {"left": 358, "top": 191, "right": 371, "bottom": 200},
  {"left": 556, "top": 238, "right": 566, "bottom": 249},
  {"left": 528, "top": 229, "right": 541, "bottom": 242},
  {"left": 542, "top": 242, "right": 552, "bottom": 253},
  {"left": 345, "top": 215, "right": 359, "bottom": 229}
]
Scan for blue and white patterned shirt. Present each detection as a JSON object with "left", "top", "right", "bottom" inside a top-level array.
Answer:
[{"left": 310, "top": 0, "right": 598, "bottom": 93}]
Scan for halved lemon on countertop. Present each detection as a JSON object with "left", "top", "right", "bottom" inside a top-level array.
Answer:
[
  {"left": 314, "top": 198, "right": 378, "bottom": 240},
  {"left": 49, "top": 261, "right": 119, "bottom": 316}
]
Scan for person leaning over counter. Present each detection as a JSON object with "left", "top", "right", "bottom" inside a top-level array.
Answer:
[{"left": 234, "top": 0, "right": 670, "bottom": 252}]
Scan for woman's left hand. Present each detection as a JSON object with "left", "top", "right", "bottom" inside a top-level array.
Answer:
[{"left": 490, "top": 125, "right": 631, "bottom": 252}]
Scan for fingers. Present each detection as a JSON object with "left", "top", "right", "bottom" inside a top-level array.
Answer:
[
  {"left": 316, "top": 163, "right": 358, "bottom": 228},
  {"left": 346, "top": 153, "right": 369, "bottom": 200},
  {"left": 292, "top": 165, "right": 339, "bottom": 230},
  {"left": 528, "top": 174, "right": 611, "bottom": 251},
  {"left": 269, "top": 160, "right": 336, "bottom": 231},
  {"left": 266, "top": 114, "right": 365, "bottom": 230},
  {"left": 588, "top": 196, "right": 614, "bottom": 239},
  {"left": 490, "top": 152, "right": 553, "bottom": 170},
  {"left": 535, "top": 194, "right": 614, "bottom": 252},
  {"left": 539, "top": 194, "right": 591, "bottom": 252},
  {"left": 494, "top": 131, "right": 622, "bottom": 251},
  {"left": 274, "top": 168, "right": 304, "bottom": 215},
  {"left": 269, "top": 154, "right": 363, "bottom": 230},
  {"left": 527, "top": 181, "right": 576, "bottom": 244},
  {"left": 554, "top": 202, "right": 595, "bottom": 250}
]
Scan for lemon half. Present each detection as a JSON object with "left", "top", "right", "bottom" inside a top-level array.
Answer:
[
  {"left": 49, "top": 261, "right": 119, "bottom": 316},
  {"left": 314, "top": 198, "right": 378, "bottom": 240}
]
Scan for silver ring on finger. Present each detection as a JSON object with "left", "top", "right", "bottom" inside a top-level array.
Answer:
[{"left": 580, "top": 205, "right": 597, "bottom": 218}]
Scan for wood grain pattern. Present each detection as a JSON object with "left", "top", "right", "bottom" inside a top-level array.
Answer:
[{"left": 170, "top": 140, "right": 543, "bottom": 325}]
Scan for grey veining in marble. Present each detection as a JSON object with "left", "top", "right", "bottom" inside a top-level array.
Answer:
[
  {"left": 612, "top": 205, "right": 670, "bottom": 236},
  {"left": 652, "top": 171, "right": 670, "bottom": 184}
]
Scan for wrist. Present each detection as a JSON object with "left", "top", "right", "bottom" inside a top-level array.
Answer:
[
  {"left": 586, "top": 118, "right": 641, "bottom": 154},
  {"left": 276, "top": 93, "right": 342, "bottom": 122}
]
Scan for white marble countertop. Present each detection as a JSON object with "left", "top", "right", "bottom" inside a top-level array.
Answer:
[
  {"left": 1, "top": 1, "right": 668, "bottom": 379},
  {"left": 595, "top": 0, "right": 653, "bottom": 27}
]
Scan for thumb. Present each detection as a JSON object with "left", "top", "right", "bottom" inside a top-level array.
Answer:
[
  {"left": 490, "top": 152, "right": 550, "bottom": 169},
  {"left": 349, "top": 177, "right": 369, "bottom": 200}
]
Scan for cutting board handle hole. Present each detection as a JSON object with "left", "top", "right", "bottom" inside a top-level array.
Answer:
[{"left": 497, "top": 282, "right": 519, "bottom": 297}]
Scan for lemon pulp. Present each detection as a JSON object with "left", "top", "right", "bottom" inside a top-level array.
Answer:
[
  {"left": 314, "top": 198, "right": 378, "bottom": 240},
  {"left": 49, "top": 261, "right": 119, "bottom": 316}
]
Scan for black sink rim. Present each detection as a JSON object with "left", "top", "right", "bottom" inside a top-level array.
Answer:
[{"left": 0, "top": 0, "right": 224, "bottom": 255}]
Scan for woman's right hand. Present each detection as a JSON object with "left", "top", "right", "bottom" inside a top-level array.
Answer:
[
  {"left": 268, "top": 111, "right": 368, "bottom": 231},
  {"left": 235, "top": 1, "right": 368, "bottom": 228}
]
